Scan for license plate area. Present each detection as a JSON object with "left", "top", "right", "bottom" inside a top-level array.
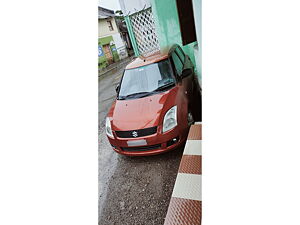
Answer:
[{"left": 127, "top": 139, "right": 147, "bottom": 147}]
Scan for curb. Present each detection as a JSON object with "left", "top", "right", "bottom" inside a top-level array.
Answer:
[{"left": 164, "top": 122, "right": 202, "bottom": 225}]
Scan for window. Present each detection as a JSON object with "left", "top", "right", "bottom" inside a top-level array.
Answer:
[
  {"left": 171, "top": 52, "right": 183, "bottom": 75},
  {"left": 176, "top": 0, "right": 196, "bottom": 45},
  {"left": 118, "top": 60, "right": 175, "bottom": 99},
  {"left": 107, "top": 20, "right": 114, "bottom": 31},
  {"left": 175, "top": 47, "right": 185, "bottom": 63}
]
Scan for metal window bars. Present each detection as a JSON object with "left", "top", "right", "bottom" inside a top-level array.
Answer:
[{"left": 129, "top": 7, "right": 160, "bottom": 57}]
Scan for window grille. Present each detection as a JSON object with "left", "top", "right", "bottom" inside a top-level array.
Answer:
[{"left": 129, "top": 7, "right": 160, "bottom": 56}]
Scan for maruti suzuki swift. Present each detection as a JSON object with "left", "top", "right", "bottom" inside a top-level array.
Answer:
[{"left": 106, "top": 44, "right": 201, "bottom": 156}]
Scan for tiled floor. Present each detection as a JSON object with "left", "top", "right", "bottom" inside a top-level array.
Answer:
[{"left": 164, "top": 123, "right": 202, "bottom": 225}]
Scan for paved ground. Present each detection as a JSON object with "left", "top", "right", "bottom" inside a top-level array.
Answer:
[
  {"left": 98, "top": 61, "right": 184, "bottom": 225},
  {"left": 99, "top": 56, "right": 133, "bottom": 76}
]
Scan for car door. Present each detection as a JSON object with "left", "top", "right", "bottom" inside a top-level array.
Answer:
[{"left": 176, "top": 46, "right": 202, "bottom": 121}]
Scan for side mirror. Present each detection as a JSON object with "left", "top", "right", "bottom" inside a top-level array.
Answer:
[
  {"left": 181, "top": 68, "right": 192, "bottom": 78},
  {"left": 115, "top": 84, "right": 120, "bottom": 93}
]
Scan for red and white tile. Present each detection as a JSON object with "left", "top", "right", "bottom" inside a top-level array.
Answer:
[{"left": 164, "top": 123, "right": 202, "bottom": 225}]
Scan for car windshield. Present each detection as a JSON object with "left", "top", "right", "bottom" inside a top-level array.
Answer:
[{"left": 118, "top": 59, "right": 175, "bottom": 100}]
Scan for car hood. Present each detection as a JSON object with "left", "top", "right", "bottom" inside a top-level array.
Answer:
[{"left": 109, "top": 88, "right": 178, "bottom": 131}]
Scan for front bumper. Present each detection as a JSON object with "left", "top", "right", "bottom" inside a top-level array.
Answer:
[{"left": 107, "top": 126, "right": 189, "bottom": 156}]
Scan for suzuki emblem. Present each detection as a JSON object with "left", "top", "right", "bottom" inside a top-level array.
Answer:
[{"left": 132, "top": 131, "right": 138, "bottom": 137}]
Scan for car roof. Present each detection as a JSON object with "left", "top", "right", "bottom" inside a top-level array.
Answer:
[{"left": 125, "top": 51, "right": 169, "bottom": 70}]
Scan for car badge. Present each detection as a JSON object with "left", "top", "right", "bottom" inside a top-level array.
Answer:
[{"left": 132, "top": 131, "right": 138, "bottom": 137}]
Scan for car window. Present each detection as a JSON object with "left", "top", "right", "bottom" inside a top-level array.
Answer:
[
  {"left": 118, "top": 59, "right": 175, "bottom": 99},
  {"left": 171, "top": 52, "right": 183, "bottom": 75},
  {"left": 175, "top": 47, "right": 185, "bottom": 63}
]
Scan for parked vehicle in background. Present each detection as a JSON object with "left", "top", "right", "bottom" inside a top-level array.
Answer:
[{"left": 106, "top": 44, "right": 201, "bottom": 156}]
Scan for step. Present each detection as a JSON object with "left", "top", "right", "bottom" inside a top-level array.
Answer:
[{"left": 164, "top": 123, "right": 202, "bottom": 225}]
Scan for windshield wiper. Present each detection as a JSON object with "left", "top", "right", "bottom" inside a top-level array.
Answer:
[
  {"left": 118, "top": 83, "right": 175, "bottom": 100},
  {"left": 153, "top": 82, "right": 175, "bottom": 92},
  {"left": 118, "top": 92, "right": 152, "bottom": 100}
]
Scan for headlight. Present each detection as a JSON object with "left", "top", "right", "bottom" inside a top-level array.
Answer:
[
  {"left": 106, "top": 117, "right": 114, "bottom": 138},
  {"left": 163, "top": 106, "right": 177, "bottom": 133}
]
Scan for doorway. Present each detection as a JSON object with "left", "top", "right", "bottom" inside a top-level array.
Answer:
[{"left": 103, "top": 44, "right": 113, "bottom": 64}]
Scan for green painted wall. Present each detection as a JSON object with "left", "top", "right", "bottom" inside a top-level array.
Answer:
[
  {"left": 151, "top": 0, "right": 197, "bottom": 74},
  {"left": 98, "top": 55, "right": 108, "bottom": 69},
  {"left": 99, "top": 36, "right": 113, "bottom": 46},
  {"left": 124, "top": 16, "right": 140, "bottom": 57},
  {"left": 98, "top": 38, "right": 107, "bottom": 68},
  {"left": 110, "top": 44, "right": 120, "bottom": 62},
  {"left": 98, "top": 36, "right": 120, "bottom": 68},
  {"left": 192, "top": 0, "right": 202, "bottom": 82}
]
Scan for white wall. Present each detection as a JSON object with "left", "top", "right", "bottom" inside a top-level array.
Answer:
[
  {"left": 98, "top": 17, "right": 118, "bottom": 38},
  {"left": 112, "top": 33, "right": 128, "bottom": 59}
]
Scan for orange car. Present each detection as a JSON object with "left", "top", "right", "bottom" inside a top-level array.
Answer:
[{"left": 106, "top": 44, "right": 201, "bottom": 156}]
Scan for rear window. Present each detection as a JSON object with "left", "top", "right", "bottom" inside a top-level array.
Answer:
[{"left": 175, "top": 48, "right": 185, "bottom": 63}]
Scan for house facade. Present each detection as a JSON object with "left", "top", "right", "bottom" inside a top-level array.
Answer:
[
  {"left": 98, "top": 7, "right": 128, "bottom": 69},
  {"left": 118, "top": 0, "right": 201, "bottom": 84}
]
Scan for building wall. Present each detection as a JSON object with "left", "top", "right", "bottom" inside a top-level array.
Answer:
[
  {"left": 112, "top": 33, "right": 128, "bottom": 60},
  {"left": 151, "top": 0, "right": 197, "bottom": 76},
  {"left": 98, "top": 16, "right": 128, "bottom": 67},
  {"left": 98, "top": 36, "right": 119, "bottom": 68},
  {"left": 192, "top": 0, "right": 202, "bottom": 83},
  {"left": 98, "top": 17, "right": 118, "bottom": 37},
  {"left": 98, "top": 50, "right": 108, "bottom": 68},
  {"left": 119, "top": 0, "right": 201, "bottom": 81}
]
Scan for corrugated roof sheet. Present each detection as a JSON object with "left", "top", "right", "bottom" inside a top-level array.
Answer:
[{"left": 98, "top": 6, "right": 115, "bottom": 19}]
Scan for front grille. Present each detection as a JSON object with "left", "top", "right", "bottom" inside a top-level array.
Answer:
[
  {"left": 121, "top": 144, "right": 161, "bottom": 152},
  {"left": 115, "top": 126, "right": 157, "bottom": 138}
]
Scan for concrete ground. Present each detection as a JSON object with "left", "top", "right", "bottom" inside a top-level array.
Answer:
[{"left": 98, "top": 62, "right": 183, "bottom": 225}]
